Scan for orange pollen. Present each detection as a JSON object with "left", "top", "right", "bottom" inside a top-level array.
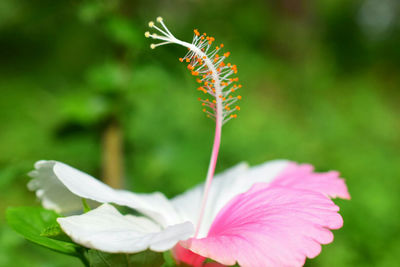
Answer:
[
  {"left": 179, "top": 58, "right": 184, "bottom": 62},
  {"left": 192, "top": 71, "right": 199, "bottom": 76},
  {"left": 237, "top": 95, "right": 242, "bottom": 100},
  {"left": 235, "top": 106, "right": 240, "bottom": 110},
  {"left": 186, "top": 58, "right": 190, "bottom": 63},
  {"left": 203, "top": 109, "right": 206, "bottom": 112},
  {"left": 231, "top": 88, "right": 235, "bottom": 92},
  {"left": 194, "top": 29, "right": 200, "bottom": 36},
  {"left": 196, "top": 78, "right": 202, "bottom": 83},
  {"left": 224, "top": 52, "right": 230, "bottom": 57},
  {"left": 220, "top": 44, "right": 224, "bottom": 48}
]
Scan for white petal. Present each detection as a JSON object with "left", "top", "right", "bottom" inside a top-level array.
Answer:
[
  {"left": 28, "top": 161, "right": 93, "bottom": 214},
  {"left": 29, "top": 161, "right": 180, "bottom": 226},
  {"left": 57, "top": 204, "right": 194, "bottom": 253},
  {"left": 171, "top": 160, "right": 289, "bottom": 237}
]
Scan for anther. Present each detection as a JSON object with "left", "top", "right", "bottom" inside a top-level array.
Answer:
[
  {"left": 144, "top": 31, "right": 150, "bottom": 38},
  {"left": 156, "top": 17, "right": 163, "bottom": 22},
  {"left": 148, "top": 21, "right": 154, "bottom": 27}
]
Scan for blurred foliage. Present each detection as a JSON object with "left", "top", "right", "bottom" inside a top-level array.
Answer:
[{"left": 0, "top": 0, "right": 399, "bottom": 266}]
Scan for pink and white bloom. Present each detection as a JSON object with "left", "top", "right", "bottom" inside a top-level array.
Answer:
[
  {"left": 28, "top": 17, "right": 350, "bottom": 267},
  {"left": 28, "top": 160, "right": 349, "bottom": 266}
]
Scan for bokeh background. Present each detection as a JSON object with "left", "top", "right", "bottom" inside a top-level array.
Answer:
[{"left": 1, "top": 0, "right": 399, "bottom": 266}]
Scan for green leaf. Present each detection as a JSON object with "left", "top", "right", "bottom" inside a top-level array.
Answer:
[
  {"left": 40, "top": 223, "right": 75, "bottom": 243},
  {"left": 85, "top": 249, "right": 164, "bottom": 267},
  {"left": 6, "top": 206, "right": 81, "bottom": 256},
  {"left": 41, "top": 223, "right": 63, "bottom": 237}
]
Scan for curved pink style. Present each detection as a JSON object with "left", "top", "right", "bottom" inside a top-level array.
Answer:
[
  {"left": 181, "top": 184, "right": 343, "bottom": 267},
  {"left": 195, "top": 121, "right": 222, "bottom": 237}
]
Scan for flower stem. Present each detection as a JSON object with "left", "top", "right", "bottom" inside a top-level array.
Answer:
[{"left": 194, "top": 119, "right": 222, "bottom": 237}]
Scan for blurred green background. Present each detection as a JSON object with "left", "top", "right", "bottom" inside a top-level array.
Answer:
[{"left": 1, "top": 0, "right": 399, "bottom": 266}]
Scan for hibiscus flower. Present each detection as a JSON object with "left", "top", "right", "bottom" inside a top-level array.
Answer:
[
  {"left": 28, "top": 160, "right": 349, "bottom": 267},
  {"left": 27, "top": 17, "right": 350, "bottom": 267}
]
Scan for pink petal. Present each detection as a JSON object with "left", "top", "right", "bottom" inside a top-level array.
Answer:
[
  {"left": 272, "top": 162, "right": 350, "bottom": 199},
  {"left": 180, "top": 184, "right": 344, "bottom": 267},
  {"left": 172, "top": 244, "right": 206, "bottom": 267}
]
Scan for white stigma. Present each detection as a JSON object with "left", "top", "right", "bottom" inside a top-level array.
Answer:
[{"left": 144, "top": 17, "right": 241, "bottom": 125}]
